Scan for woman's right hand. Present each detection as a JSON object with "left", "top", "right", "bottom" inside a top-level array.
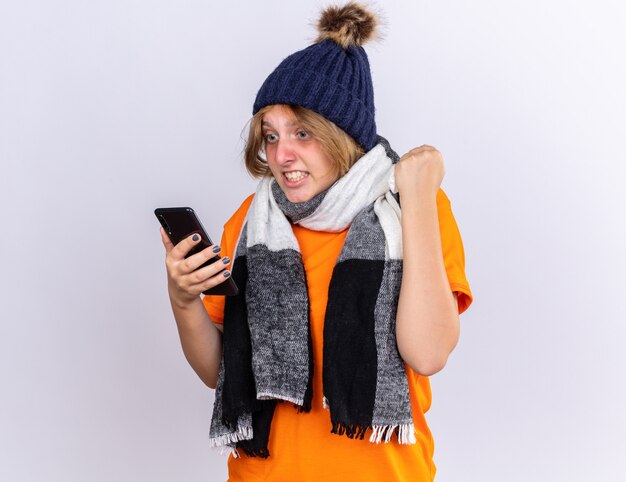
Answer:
[{"left": 160, "top": 227, "right": 231, "bottom": 308}]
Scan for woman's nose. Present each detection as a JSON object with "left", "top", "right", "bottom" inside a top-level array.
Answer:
[{"left": 274, "top": 138, "right": 296, "bottom": 165}]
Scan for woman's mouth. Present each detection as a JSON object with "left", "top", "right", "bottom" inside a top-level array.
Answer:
[{"left": 283, "top": 171, "right": 310, "bottom": 187}]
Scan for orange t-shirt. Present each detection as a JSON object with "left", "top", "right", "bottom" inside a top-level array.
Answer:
[{"left": 203, "top": 188, "right": 473, "bottom": 482}]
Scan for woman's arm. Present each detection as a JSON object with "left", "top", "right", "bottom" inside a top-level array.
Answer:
[
  {"left": 170, "top": 297, "right": 223, "bottom": 389},
  {"left": 394, "top": 146, "right": 460, "bottom": 376},
  {"left": 161, "top": 228, "right": 230, "bottom": 388}
]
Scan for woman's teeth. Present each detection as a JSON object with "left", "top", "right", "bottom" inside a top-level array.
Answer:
[{"left": 284, "top": 171, "right": 309, "bottom": 181}]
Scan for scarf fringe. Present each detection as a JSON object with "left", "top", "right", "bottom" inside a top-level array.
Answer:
[
  {"left": 331, "top": 421, "right": 369, "bottom": 440},
  {"left": 211, "top": 444, "right": 239, "bottom": 458},
  {"left": 240, "top": 446, "right": 270, "bottom": 458},
  {"left": 208, "top": 424, "right": 253, "bottom": 451},
  {"left": 369, "top": 423, "right": 417, "bottom": 444}
]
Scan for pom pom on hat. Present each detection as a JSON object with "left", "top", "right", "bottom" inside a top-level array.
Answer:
[
  {"left": 253, "top": 2, "right": 380, "bottom": 151},
  {"left": 316, "top": 2, "right": 379, "bottom": 48}
]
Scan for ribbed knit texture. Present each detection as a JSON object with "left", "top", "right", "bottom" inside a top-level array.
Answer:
[{"left": 253, "top": 39, "right": 377, "bottom": 151}]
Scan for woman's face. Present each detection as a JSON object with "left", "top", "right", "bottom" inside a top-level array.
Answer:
[{"left": 262, "top": 105, "right": 339, "bottom": 203}]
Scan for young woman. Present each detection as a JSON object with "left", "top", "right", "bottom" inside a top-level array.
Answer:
[{"left": 160, "top": 3, "right": 472, "bottom": 481}]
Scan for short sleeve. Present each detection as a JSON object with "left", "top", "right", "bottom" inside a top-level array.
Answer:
[
  {"left": 437, "top": 189, "right": 473, "bottom": 315},
  {"left": 202, "top": 194, "right": 255, "bottom": 324}
]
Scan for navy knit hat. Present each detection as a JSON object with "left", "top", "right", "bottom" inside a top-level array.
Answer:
[{"left": 253, "top": 2, "right": 379, "bottom": 152}]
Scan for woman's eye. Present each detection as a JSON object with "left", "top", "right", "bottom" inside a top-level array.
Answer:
[
  {"left": 296, "top": 130, "right": 310, "bottom": 139},
  {"left": 264, "top": 133, "right": 278, "bottom": 143}
]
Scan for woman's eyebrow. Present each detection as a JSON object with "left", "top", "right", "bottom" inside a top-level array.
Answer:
[{"left": 262, "top": 120, "right": 300, "bottom": 128}]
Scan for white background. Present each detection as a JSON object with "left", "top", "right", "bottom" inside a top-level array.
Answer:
[{"left": 1, "top": 1, "right": 625, "bottom": 481}]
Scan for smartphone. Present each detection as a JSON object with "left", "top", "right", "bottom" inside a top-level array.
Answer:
[{"left": 154, "top": 207, "right": 239, "bottom": 296}]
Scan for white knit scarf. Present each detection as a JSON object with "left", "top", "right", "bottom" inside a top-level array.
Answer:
[{"left": 209, "top": 138, "right": 416, "bottom": 458}]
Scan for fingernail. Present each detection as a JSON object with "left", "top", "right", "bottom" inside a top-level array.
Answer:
[
  {"left": 222, "top": 257, "right": 230, "bottom": 264},
  {"left": 212, "top": 246, "right": 221, "bottom": 253},
  {"left": 192, "top": 234, "right": 199, "bottom": 242},
  {"left": 223, "top": 270, "right": 231, "bottom": 278}
]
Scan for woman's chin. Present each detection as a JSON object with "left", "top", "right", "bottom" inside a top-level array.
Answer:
[{"left": 278, "top": 181, "right": 315, "bottom": 203}]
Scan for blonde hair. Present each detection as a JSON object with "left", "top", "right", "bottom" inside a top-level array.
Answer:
[{"left": 244, "top": 104, "right": 364, "bottom": 179}]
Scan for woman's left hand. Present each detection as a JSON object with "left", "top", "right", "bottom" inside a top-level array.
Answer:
[{"left": 394, "top": 145, "right": 445, "bottom": 200}]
